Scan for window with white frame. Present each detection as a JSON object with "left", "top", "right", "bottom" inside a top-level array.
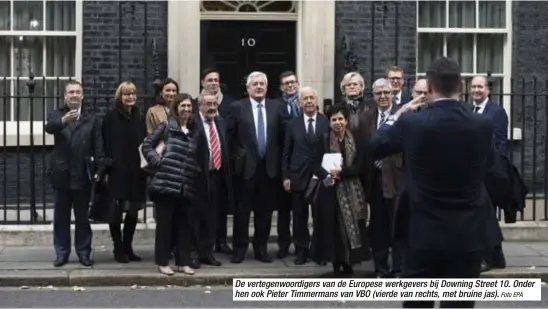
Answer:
[
  {"left": 417, "top": 0, "right": 511, "bottom": 97},
  {"left": 0, "top": 0, "right": 81, "bottom": 123}
]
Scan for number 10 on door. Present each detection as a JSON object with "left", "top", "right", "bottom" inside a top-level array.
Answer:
[{"left": 241, "top": 38, "right": 256, "bottom": 47}]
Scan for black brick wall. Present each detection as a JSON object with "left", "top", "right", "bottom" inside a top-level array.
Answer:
[
  {"left": 0, "top": 1, "right": 168, "bottom": 208},
  {"left": 510, "top": 1, "right": 548, "bottom": 192},
  {"left": 334, "top": 1, "right": 417, "bottom": 101},
  {"left": 4, "top": 1, "right": 548, "bottom": 212},
  {"left": 81, "top": 0, "right": 168, "bottom": 113}
]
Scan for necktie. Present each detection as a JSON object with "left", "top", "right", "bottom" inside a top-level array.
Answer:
[
  {"left": 208, "top": 119, "right": 221, "bottom": 170},
  {"left": 307, "top": 118, "right": 315, "bottom": 139},
  {"left": 375, "top": 112, "right": 386, "bottom": 169},
  {"left": 473, "top": 106, "right": 480, "bottom": 114},
  {"left": 257, "top": 103, "right": 266, "bottom": 157},
  {"left": 378, "top": 112, "right": 386, "bottom": 128},
  {"left": 392, "top": 96, "right": 398, "bottom": 105}
]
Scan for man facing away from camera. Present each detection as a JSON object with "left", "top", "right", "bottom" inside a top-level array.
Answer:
[{"left": 368, "top": 57, "right": 496, "bottom": 308}]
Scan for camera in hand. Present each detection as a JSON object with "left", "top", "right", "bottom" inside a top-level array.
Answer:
[{"left": 67, "top": 100, "right": 81, "bottom": 111}]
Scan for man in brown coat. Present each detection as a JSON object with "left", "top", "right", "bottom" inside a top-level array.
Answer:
[{"left": 365, "top": 78, "right": 404, "bottom": 278}]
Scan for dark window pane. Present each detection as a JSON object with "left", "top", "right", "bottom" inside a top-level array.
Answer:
[
  {"left": 14, "top": 36, "right": 44, "bottom": 77},
  {"left": 46, "top": 36, "right": 75, "bottom": 76},
  {"left": 14, "top": 1, "right": 44, "bottom": 31},
  {"left": 46, "top": 0, "right": 76, "bottom": 31},
  {"left": 14, "top": 79, "right": 45, "bottom": 121}
]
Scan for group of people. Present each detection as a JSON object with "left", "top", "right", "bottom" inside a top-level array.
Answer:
[{"left": 46, "top": 57, "right": 512, "bottom": 307}]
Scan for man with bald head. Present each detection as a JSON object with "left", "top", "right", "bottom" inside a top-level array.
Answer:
[
  {"left": 282, "top": 86, "right": 329, "bottom": 265},
  {"left": 392, "top": 78, "right": 429, "bottom": 275}
]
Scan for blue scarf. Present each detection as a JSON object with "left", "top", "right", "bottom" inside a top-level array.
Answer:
[{"left": 282, "top": 92, "right": 302, "bottom": 117}]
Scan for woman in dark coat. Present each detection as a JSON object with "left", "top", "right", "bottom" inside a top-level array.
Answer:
[
  {"left": 142, "top": 93, "right": 200, "bottom": 276},
  {"left": 101, "top": 81, "right": 148, "bottom": 263},
  {"left": 310, "top": 104, "right": 371, "bottom": 276}
]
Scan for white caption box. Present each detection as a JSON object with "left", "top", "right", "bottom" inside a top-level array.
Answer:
[{"left": 233, "top": 278, "right": 542, "bottom": 301}]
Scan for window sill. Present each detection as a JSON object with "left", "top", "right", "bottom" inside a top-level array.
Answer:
[{"left": 0, "top": 122, "right": 54, "bottom": 147}]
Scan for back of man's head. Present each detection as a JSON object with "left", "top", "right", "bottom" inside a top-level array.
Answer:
[{"left": 426, "top": 57, "right": 461, "bottom": 99}]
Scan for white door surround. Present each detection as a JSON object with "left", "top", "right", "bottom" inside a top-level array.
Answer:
[{"left": 167, "top": 0, "right": 335, "bottom": 109}]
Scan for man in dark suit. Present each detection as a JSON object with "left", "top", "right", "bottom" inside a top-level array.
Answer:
[
  {"left": 365, "top": 78, "right": 404, "bottom": 278},
  {"left": 44, "top": 80, "right": 106, "bottom": 268},
  {"left": 471, "top": 75, "right": 508, "bottom": 272},
  {"left": 226, "top": 71, "right": 289, "bottom": 263},
  {"left": 282, "top": 86, "right": 329, "bottom": 265},
  {"left": 370, "top": 57, "right": 495, "bottom": 308},
  {"left": 194, "top": 68, "right": 235, "bottom": 255},
  {"left": 193, "top": 90, "right": 234, "bottom": 267},
  {"left": 276, "top": 70, "right": 302, "bottom": 258},
  {"left": 387, "top": 65, "right": 412, "bottom": 106}
]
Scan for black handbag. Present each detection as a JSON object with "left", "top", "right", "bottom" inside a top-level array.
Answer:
[
  {"left": 304, "top": 177, "right": 321, "bottom": 205},
  {"left": 89, "top": 181, "right": 119, "bottom": 224}
]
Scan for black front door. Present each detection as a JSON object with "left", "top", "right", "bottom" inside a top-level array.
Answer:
[{"left": 201, "top": 20, "right": 296, "bottom": 99}]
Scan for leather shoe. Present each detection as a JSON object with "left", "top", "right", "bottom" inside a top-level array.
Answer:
[
  {"left": 79, "top": 257, "right": 93, "bottom": 267},
  {"left": 215, "top": 243, "right": 233, "bottom": 255},
  {"left": 200, "top": 255, "right": 222, "bottom": 266},
  {"left": 189, "top": 258, "right": 201, "bottom": 269},
  {"left": 255, "top": 251, "right": 273, "bottom": 263},
  {"left": 277, "top": 247, "right": 289, "bottom": 259},
  {"left": 231, "top": 252, "right": 245, "bottom": 264},
  {"left": 481, "top": 261, "right": 492, "bottom": 273},
  {"left": 53, "top": 257, "right": 68, "bottom": 267},
  {"left": 294, "top": 252, "right": 307, "bottom": 265}
]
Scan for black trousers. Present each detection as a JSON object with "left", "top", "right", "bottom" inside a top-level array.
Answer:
[
  {"left": 233, "top": 160, "right": 276, "bottom": 254},
  {"left": 154, "top": 196, "right": 192, "bottom": 267},
  {"left": 369, "top": 169, "right": 402, "bottom": 275},
  {"left": 53, "top": 188, "right": 92, "bottom": 259},
  {"left": 402, "top": 248, "right": 482, "bottom": 308},
  {"left": 291, "top": 191, "right": 312, "bottom": 252},
  {"left": 196, "top": 171, "right": 221, "bottom": 257},
  {"left": 277, "top": 190, "right": 292, "bottom": 250}
]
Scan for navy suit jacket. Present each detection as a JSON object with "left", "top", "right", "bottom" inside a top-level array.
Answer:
[
  {"left": 395, "top": 91, "right": 412, "bottom": 106},
  {"left": 475, "top": 101, "right": 509, "bottom": 158},
  {"left": 369, "top": 99, "right": 496, "bottom": 252}
]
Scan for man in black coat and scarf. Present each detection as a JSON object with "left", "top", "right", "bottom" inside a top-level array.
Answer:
[{"left": 44, "top": 80, "right": 106, "bottom": 267}]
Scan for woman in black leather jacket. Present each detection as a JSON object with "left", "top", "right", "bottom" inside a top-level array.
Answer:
[{"left": 141, "top": 93, "right": 200, "bottom": 276}]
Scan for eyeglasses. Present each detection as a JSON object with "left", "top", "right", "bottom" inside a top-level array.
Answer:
[{"left": 374, "top": 91, "right": 391, "bottom": 96}]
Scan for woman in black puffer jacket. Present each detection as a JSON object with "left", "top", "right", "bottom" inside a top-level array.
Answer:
[{"left": 142, "top": 93, "right": 200, "bottom": 276}]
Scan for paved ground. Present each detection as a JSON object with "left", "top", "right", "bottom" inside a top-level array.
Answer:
[
  {"left": 1, "top": 286, "right": 547, "bottom": 308},
  {"left": 0, "top": 242, "right": 548, "bottom": 286}
]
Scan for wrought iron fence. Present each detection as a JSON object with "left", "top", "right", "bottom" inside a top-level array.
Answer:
[{"left": 1, "top": 75, "right": 547, "bottom": 224}]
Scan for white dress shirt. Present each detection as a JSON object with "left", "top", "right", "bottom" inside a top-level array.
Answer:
[
  {"left": 394, "top": 91, "right": 402, "bottom": 105},
  {"left": 250, "top": 98, "right": 267, "bottom": 142},
  {"left": 473, "top": 98, "right": 488, "bottom": 114},
  {"left": 377, "top": 105, "right": 392, "bottom": 128},
  {"left": 304, "top": 113, "right": 317, "bottom": 134}
]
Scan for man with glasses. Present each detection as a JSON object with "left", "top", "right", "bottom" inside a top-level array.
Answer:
[
  {"left": 387, "top": 66, "right": 411, "bottom": 106},
  {"left": 276, "top": 71, "right": 301, "bottom": 259},
  {"left": 367, "top": 78, "right": 404, "bottom": 278}
]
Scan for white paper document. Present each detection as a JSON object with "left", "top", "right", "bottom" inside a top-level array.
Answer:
[{"left": 321, "top": 153, "right": 343, "bottom": 173}]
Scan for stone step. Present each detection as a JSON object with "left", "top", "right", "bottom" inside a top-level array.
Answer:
[{"left": 1, "top": 216, "right": 547, "bottom": 246}]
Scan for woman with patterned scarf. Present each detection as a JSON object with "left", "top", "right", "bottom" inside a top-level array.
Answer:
[{"left": 310, "top": 104, "right": 371, "bottom": 277}]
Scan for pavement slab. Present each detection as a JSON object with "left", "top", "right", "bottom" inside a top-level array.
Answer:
[{"left": 0, "top": 242, "right": 547, "bottom": 287}]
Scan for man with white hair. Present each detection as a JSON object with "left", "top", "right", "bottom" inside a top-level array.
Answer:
[
  {"left": 367, "top": 78, "right": 404, "bottom": 278},
  {"left": 282, "top": 86, "right": 329, "bottom": 265},
  {"left": 226, "top": 71, "right": 289, "bottom": 264}
]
